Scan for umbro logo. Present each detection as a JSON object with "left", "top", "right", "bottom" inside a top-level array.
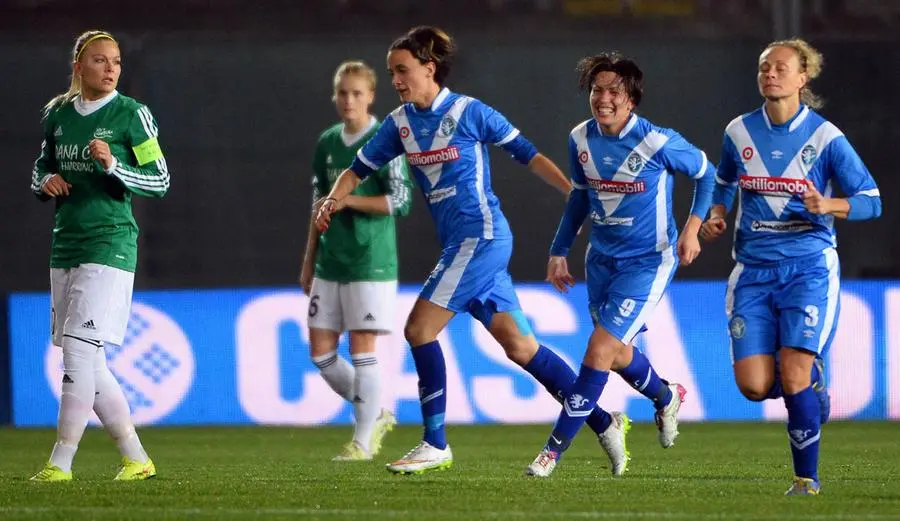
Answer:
[
  {"left": 420, "top": 128, "right": 431, "bottom": 136},
  {"left": 54, "top": 126, "right": 63, "bottom": 137},
  {"left": 602, "top": 156, "right": 615, "bottom": 165},
  {"left": 771, "top": 150, "right": 784, "bottom": 160},
  {"left": 364, "top": 313, "right": 375, "bottom": 321},
  {"left": 81, "top": 319, "right": 96, "bottom": 330}
]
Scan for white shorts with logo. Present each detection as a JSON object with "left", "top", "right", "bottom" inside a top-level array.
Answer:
[
  {"left": 51, "top": 263, "right": 135, "bottom": 346},
  {"left": 308, "top": 278, "right": 396, "bottom": 334}
]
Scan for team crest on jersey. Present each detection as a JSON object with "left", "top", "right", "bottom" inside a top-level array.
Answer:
[
  {"left": 399, "top": 127, "right": 411, "bottom": 139},
  {"left": 801, "top": 145, "right": 817, "bottom": 165},
  {"left": 729, "top": 316, "right": 746, "bottom": 339},
  {"left": 578, "top": 151, "right": 589, "bottom": 164},
  {"left": 438, "top": 116, "right": 457, "bottom": 137},
  {"left": 741, "top": 147, "right": 754, "bottom": 161},
  {"left": 626, "top": 153, "right": 644, "bottom": 173},
  {"left": 93, "top": 128, "right": 114, "bottom": 139}
]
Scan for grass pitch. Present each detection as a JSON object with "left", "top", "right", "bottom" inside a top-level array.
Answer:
[{"left": 1, "top": 422, "right": 898, "bottom": 520}]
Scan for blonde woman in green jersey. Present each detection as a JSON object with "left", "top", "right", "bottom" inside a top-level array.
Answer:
[
  {"left": 299, "top": 61, "right": 412, "bottom": 461},
  {"left": 29, "top": 30, "right": 168, "bottom": 482}
]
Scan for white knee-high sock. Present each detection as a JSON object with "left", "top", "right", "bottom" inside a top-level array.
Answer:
[
  {"left": 50, "top": 335, "right": 101, "bottom": 472},
  {"left": 93, "top": 346, "right": 148, "bottom": 463},
  {"left": 312, "top": 351, "right": 355, "bottom": 402},
  {"left": 351, "top": 353, "right": 381, "bottom": 452}
]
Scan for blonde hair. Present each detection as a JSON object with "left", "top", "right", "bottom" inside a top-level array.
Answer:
[
  {"left": 764, "top": 38, "right": 825, "bottom": 109},
  {"left": 44, "top": 30, "right": 118, "bottom": 114},
  {"left": 332, "top": 61, "right": 377, "bottom": 100}
]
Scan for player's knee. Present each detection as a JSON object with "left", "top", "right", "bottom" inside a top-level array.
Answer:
[
  {"left": 404, "top": 321, "right": 434, "bottom": 347},
  {"left": 736, "top": 383, "right": 769, "bottom": 402},
  {"left": 500, "top": 337, "right": 538, "bottom": 367}
]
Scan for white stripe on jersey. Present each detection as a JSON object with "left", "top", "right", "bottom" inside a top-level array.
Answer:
[
  {"left": 692, "top": 151, "right": 709, "bottom": 179},
  {"left": 430, "top": 237, "right": 479, "bottom": 308},
  {"left": 728, "top": 118, "right": 843, "bottom": 218},
  {"left": 817, "top": 248, "right": 840, "bottom": 353},
  {"left": 654, "top": 170, "right": 668, "bottom": 251},
  {"left": 715, "top": 173, "right": 735, "bottom": 186},
  {"left": 495, "top": 128, "right": 520, "bottom": 146},
  {"left": 392, "top": 97, "right": 472, "bottom": 188},
  {"left": 622, "top": 247, "right": 677, "bottom": 344},
  {"left": 473, "top": 144, "right": 493, "bottom": 239},
  {"left": 856, "top": 188, "right": 881, "bottom": 197}
]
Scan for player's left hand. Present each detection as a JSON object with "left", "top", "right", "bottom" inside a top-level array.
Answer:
[
  {"left": 802, "top": 180, "right": 832, "bottom": 215},
  {"left": 677, "top": 232, "right": 701, "bottom": 266},
  {"left": 88, "top": 139, "right": 114, "bottom": 170},
  {"left": 315, "top": 198, "right": 337, "bottom": 232}
]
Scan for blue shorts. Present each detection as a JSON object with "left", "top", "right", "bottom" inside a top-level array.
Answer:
[
  {"left": 586, "top": 246, "right": 678, "bottom": 344},
  {"left": 726, "top": 249, "right": 841, "bottom": 362},
  {"left": 420, "top": 237, "right": 521, "bottom": 328}
]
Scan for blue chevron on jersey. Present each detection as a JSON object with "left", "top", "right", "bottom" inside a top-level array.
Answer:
[
  {"left": 714, "top": 105, "right": 881, "bottom": 264},
  {"left": 351, "top": 88, "right": 537, "bottom": 248},
  {"left": 569, "top": 114, "right": 710, "bottom": 258}
]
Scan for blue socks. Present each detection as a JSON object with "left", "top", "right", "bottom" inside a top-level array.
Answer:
[
  {"left": 784, "top": 386, "right": 821, "bottom": 481},
  {"left": 411, "top": 340, "right": 448, "bottom": 450},
  {"left": 546, "top": 365, "right": 610, "bottom": 454},
  {"left": 523, "top": 346, "right": 613, "bottom": 435},
  {"left": 615, "top": 347, "right": 672, "bottom": 409}
]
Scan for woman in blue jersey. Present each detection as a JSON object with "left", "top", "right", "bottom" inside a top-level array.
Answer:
[
  {"left": 700, "top": 39, "right": 881, "bottom": 495},
  {"left": 524, "top": 52, "right": 715, "bottom": 477},
  {"left": 317, "top": 26, "right": 633, "bottom": 475}
]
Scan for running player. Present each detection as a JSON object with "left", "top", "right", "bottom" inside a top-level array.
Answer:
[
  {"left": 317, "top": 26, "right": 632, "bottom": 476},
  {"left": 701, "top": 39, "right": 881, "bottom": 495},
  {"left": 29, "top": 30, "right": 167, "bottom": 481},
  {"left": 525, "top": 52, "right": 714, "bottom": 477},
  {"left": 299, "top": 60, "right": 412, "bottom": 461}
]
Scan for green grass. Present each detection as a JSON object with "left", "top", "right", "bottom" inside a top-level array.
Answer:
[{"left": 1, "top": 422, "right": 899, "bottom": 520}]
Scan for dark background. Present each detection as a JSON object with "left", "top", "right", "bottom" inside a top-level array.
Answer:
[{"left": 2, "top": 0, "right": 898, "bottom": 293}]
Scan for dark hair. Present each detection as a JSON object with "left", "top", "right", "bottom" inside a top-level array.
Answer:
[
  {"left": 576, "top": 52, "right": 644, "bottom": 106},
  {"left": 389, "top": 26, "right": 456, "bottom": 86}
]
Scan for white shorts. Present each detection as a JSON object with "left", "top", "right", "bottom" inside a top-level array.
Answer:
[
  {"left": 51, "top": 263, "right": 135, "bottom": 346},
  {"left": 307, "top": 278, "right": 396, "bottom": 334}
]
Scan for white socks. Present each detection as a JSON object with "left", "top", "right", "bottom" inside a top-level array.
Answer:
[
  {"left": 313, "top": 351, "right": 382, "bottom": 452},
  {"left": 350, "top": 354, "right": 381, "bottom": 452},
  {"left": 93, "top": 345, "right": 148, "bottom": 463},
  {"left": 51, "top": 335, "right": 101, "bottom": 472}
]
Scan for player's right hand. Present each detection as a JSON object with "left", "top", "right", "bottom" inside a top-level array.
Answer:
[
  {"left": 700, "top": 216, "right": 727, "bottom": 241},
  {"left": 546, "top": 256, "right": 575, "bottom": 294},
  {"left": 315, "top": 198, "right": 337, "bottom": 232},
  {"left": 41, "top": 174, "right": 72, "bottom": 197}
]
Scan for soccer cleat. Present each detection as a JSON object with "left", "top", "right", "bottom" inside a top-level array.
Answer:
[
  {"left": 524, "top": 448, "right": 559, "bottom": 478},
  {"left": 369, "top": 408, "right": 397, "bottom": 456},
  {"left": 114, "top": 457, "right": 156, "bottom": 481},
  {"left": 332, "top": 440, "right": 372, "bottom": 461},
  {"left": 812, "top": 358, "right": 831, "bottom": 424},
  {"left": 30, "top": 462, "right": 72, "bottom": 482},
  {"left": 785, "top": 476, "right": 821, "bottom": 496},
  {"left": 655, "top": 383, "right": 687, "bottom": 448},
  {"left": 597, "top": 411, "right": 631, "bottom": 476},
  {"left": 386, "top": 441, "right": 453, "bottom": 475}
]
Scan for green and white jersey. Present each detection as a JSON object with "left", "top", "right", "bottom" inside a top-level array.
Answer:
[
  {"left": 312, "top": 116, "right": 412, "bottom": 283},
  {"left": 31, "top": 91, "right": 169, "bottom": 272}
]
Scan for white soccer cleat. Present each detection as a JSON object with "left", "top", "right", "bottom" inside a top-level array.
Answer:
[
  {"left": 655, "top": 383, "right": 687, "bottom": 448},
  {"left": 332, "top": 440, "right": 372, "bottom": 461},
  {"left": 369, "top": 408, "right": 397, "bottom": 456},
  {"left": 386, "top": 441, "right": 453, "bottom": 475},
  {"left": 597, "top": 411, "right": 632, "bottom": 476},
  {"left": 525, "top": 448, "right": 559, "bottom": 478}
]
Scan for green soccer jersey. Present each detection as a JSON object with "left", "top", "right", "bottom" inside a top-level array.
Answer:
[
  {"left": 30, "top": 91, "right": 169, "bottom": 272},
  {"left": 311, "top": 117, "right": 412, "bottom": 283}
]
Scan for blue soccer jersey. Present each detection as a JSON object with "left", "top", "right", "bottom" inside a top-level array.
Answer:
[
  {"left": 350, "top": 88, "right": 537, "bottom": 247},
  {"left": 713, "top": 105, "right": 881, "bottom": 265},
  {"left": 561, "top": 115, "right": 714, "bottom": 259}
]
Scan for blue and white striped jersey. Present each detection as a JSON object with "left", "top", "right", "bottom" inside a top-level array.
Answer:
[
  {"left": 566, "top": 114, "right": 714, "bottom": 258},
  {"left": 713, "top": 105, "right": 881, "bottom": 264},
  {"left": 350, "top": 88, "right": 537, "bottom": 247}
]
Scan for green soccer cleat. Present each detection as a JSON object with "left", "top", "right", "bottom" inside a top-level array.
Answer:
[
  {"left": 114, "top": 457, "right": 157, "bottom": 481},
  {"left": 30, "top": 462, "right": 72, "bottom": 482},
  {"left": 333, "top": 440, "right": 372, "bottom": 461}
]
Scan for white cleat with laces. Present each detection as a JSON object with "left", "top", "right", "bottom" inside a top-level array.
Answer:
[
  {"left": 655, "top": 383, "right": 687, "bottom": 448},
  {"left": 598, "top": 411, "right": 632, "bottom": 476},
  {"left": 524, "top": 448, "right": 560, "bottom": 478},
  {"left": 386, "top": 441, "right": 453, "bottom": 475}
]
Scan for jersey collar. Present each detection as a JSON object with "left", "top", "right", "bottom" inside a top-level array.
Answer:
[
  {"left": 596, "top": 113, "right": 638, "bottom": 139},
  {"left": 761, "top": 103, "right": 809, "bottom": 132},
  {"left": 340, "top": 115, "right": 378, "bottom": 147},
  {"left": 74, "top": 90, "right": 118, "bottom": 116}
]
